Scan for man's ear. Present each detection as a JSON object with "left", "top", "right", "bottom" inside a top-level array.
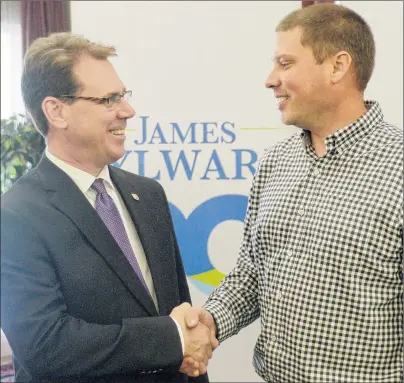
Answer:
[
  {"left": 330, "top": 50, "right": 353, "bottom": 85},
  {"left": 42, "top": 97, "right": 68, "bottom": 130}
]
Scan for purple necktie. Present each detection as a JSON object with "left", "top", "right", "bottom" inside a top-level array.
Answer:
[{"left": 91, "top": 178, "right": 150, "bottom": 294}]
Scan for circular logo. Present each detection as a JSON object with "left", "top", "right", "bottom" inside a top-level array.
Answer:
[{"left": 169, "top": 194, "right": 248, "bottom": 294}]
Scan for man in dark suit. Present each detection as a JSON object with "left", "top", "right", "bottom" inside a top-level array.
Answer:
[{"left": 1, "top": 32, "right": 215, "bottom": 383}]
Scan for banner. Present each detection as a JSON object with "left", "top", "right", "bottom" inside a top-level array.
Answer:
[{"left": 71, "top": 1, "right": 402, "bottom": 381}]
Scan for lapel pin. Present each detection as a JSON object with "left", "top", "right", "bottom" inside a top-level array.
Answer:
[{"left": 131, "top": 193, "right": 140, "bottom": 201}]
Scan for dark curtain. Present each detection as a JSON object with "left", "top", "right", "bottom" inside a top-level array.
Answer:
[
  {"left": 302, "top": 1, "right": 335, "bottom": 7},
  {"left": 21, "top": 0, "right": 70, "bottom": 55}
]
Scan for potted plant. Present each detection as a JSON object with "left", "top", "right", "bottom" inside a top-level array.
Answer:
[{"left": 1, "top": 114, "right": 45, "bottom": 194}]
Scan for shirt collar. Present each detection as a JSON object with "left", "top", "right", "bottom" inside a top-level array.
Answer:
[
  {"left": 301, "top": 100, "right": 383, "bottom": 155},
  {"left": 45, "top": 149, "right": 115, "bottom": 194}
]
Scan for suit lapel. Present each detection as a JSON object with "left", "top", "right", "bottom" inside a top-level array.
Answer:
[
  {"left": 37, "top": 157, "right": 157, "bottom": 316},
  {"left": 109, "top": 167, "right": 175, "bottom": 315}
]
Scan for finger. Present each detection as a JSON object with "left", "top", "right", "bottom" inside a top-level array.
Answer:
[
  {"left": 210, "top": 330, "right": 219, "bottom": 350},
  {"left": 179, "top": 357, "right": 199, "bottom": 375},
  {"left": 181, "top": 368, "right": 200, "bottom": 377},
  {"left": 192, "top": 349, "right": 210, "bottom": 367},
  {"left": 170, "top": 302, "right": 192, "bottom": 320},
  {"left": 206, "top": 345, "right": 213, "bottom": 360},
  {"left": 198, "top": 362, "right": 207, "bottom": 375},
  {"left": 181, "top": 356, "right": 199, "bottom": 370},
  {"left": 204, "top": 333, "right": 214, "bottom": 360},
  {"left": 185, "top": 306, "right": 203, "bottom": 328},
  {"left": 180, "top": 366, "right": 200, "bottom": 377},
  {"left": 195, "top": 345, "right": 212, "bottom": 364}
]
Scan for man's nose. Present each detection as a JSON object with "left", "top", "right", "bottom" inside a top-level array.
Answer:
[{"left": 265, "top": 69, "right": 280, "bottom": 89}]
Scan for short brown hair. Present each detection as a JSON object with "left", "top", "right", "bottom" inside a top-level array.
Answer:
[
  {"left": 21, "top": 32, "right": 116, "bottom": 137},
  {"left": 276, "top": 3, "right": 375, "bottom": 91}
]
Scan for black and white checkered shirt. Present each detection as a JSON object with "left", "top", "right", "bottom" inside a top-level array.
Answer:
[{"left": 204, "top": 101, "right": 403, "bottom": 383}]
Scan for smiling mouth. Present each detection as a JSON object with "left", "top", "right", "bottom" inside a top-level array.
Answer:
[
  {"left": 276, "top": 96, "right": 289, "bottom": 109},
  {"left": 110, "top": 129, "right": 125, "bottom": 136}
]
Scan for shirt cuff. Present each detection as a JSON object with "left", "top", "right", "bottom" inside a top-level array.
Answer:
[
  {"left": 203, "top": 300, "right": 237, "bottom": 343},
  {"left": 170, "top": 317, "right": 185, "bottom": 355}
]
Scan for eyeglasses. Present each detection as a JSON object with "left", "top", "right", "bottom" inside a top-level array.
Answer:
[{"left": 59, "top": 90, "right": 132, "bottom": 107}]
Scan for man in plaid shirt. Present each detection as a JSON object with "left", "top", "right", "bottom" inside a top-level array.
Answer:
[{"left": 182, "top": 3, "right": 403, "bottom": 382}]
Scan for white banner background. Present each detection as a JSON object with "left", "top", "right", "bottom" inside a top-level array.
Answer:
[{"left": 71, "top": 1, "right": 402, "bottom": 381}]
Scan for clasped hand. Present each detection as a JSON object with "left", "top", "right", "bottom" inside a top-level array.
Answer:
[{"left": 170, "top": 303, "right": 219, "bottom": 377}]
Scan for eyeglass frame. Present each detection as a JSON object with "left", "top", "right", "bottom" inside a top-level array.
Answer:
[{"left": 59, "top": 90, "right": 132, "bottom": 106}]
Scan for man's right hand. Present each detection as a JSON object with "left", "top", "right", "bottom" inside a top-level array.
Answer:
[
  {"left": 176, "top": 305, "right": 219, "bottom": 376},
  {"left": 170, "top": 303, "right": 216, "bottom": 376},
  {"left": 184, "top": 305, "right": 217, "bottom": 342}
]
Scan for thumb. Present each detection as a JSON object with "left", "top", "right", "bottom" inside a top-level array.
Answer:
[
  {"left": 185, "top": 305, "right": 204, "bottom": 328},
  {"left": 170, "top": 302, "right": 191, "bottom": 318},
  {"left": 177, "top": 302, "right": 191, "bottom": 310}
]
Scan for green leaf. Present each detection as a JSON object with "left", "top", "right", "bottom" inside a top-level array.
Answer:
[
  {"left": 1, "top": 113, "right": 44, "bottom": 194},
  {"left": 8, "top": 166, "right": 16, "bottom": 178}
]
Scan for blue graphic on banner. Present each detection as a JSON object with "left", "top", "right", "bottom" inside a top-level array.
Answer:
[{"left": 169, "top": 194, "right": 248, "bottom": 294}]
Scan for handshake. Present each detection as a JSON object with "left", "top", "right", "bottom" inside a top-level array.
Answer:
[{"left": 170, "top": 303, "right": 219, "bottom": 377}]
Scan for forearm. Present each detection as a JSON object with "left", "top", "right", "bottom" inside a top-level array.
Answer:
[
  {"left": 203, "top": 258, "right": 260, "bottom": 342},
  {"left": 3, "top": 306, "right": 183, "bottom": 379}
]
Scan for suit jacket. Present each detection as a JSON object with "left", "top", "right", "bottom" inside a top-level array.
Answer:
[{"left": 1, "top": 156, "right": 208, "bottom": 383}]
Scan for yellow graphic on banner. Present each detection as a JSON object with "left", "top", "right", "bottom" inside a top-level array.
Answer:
[{"left": 191, "top": 269, "right": 227, "bottom": 287}]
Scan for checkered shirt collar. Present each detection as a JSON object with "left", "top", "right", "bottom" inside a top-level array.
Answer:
[{"left": 301, "top": 100, "right": 384, "bottom": 155}]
